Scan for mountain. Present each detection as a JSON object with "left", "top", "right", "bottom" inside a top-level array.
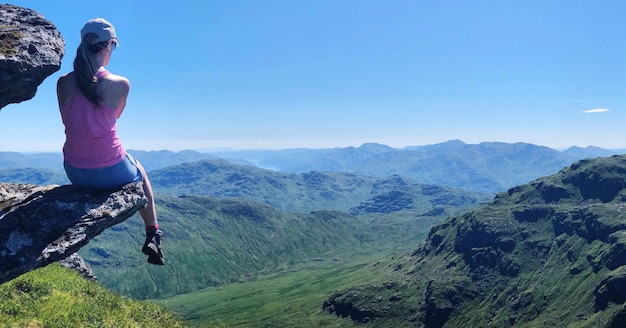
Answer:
[
  {"left": 0, "top": 149, "right": 217, "bottom": 173},
  {"left": 208, "top": 141, "right": 585, "bottom": 193},
  {"left": 0, "top": 152, "right": 64, "bottom": 171},
  {"left": 124, "top": 149, "right": 218, "bottom": 172},
  {"left": 320, "top": 155, "right": 626, "bottom": 327},
  {"left": 563, "top": 145, "right": 619, "bottom": 159},
  {"left": 206, "top": 140, "right": 626, "bottom": 193},
  {"left": 149, "top": 159, "right": 490, "bottom": 214},
  {"left": 0, "top": 158, "right": 489, "bottom": 218},
  {"left": 0, "top": 167, "right": 68, "bottom": 185},
  {"left": 3, "top": 141, "right": 624, "bottom": 194},
  {"left": 208, "top": 142, "right": 396, "bottom": 172}
]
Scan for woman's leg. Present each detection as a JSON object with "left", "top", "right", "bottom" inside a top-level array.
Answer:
[
  {"left": 134, "top": 159, "right": 164, "bottom": 265},
  {"left": 135, "top": 160, "right": 157, "bottom": 227}
]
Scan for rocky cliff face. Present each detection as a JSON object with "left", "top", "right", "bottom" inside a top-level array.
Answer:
[
  {"left": 324, "top": 155, "right": 626, "bottom": 328},
  {"left": 0, "top": 4, "right": 64, "bottom": 110},
  {"left": 0, "top": 182, "right": 147, "bottom": 284}
]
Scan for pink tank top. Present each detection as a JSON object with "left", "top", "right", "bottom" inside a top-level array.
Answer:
[{"left": 60, "top": 70, "right": 126, "bottom": 169}]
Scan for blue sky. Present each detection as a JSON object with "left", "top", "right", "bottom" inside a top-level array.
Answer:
[{"left": 2, "top": 0, "right": 625, "bottom": 152}]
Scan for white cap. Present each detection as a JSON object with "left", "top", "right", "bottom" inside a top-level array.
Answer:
[{"left": 80, "top": 18, "right": 117, "bottom": 44}]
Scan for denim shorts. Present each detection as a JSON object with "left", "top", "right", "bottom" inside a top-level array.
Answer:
[{"left": 64, "top": 153, "right": 143, "bottom": 190}]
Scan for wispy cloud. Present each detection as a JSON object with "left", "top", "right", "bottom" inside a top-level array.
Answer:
[
  {"left": 581, "top": 108, "right": 610, "bottom": 113},
  {"left": 561, "top": 99, "right": 605, "bottom": 103}
]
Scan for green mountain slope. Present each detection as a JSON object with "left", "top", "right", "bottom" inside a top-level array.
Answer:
[
  {"left": 149, "top": 159, "right": 491, "bottom": 214},
  {"left": 80, "top": 194, "right": 459, "bottom": 300},
  {"left": 321, "top": 155, "right": 626, "bottom": 327},
  {"left": 0, "top": 264, "right": 183, "bottom": 327},
  {"left": 0, "top": 167, "right": 68, "bottom": 185},
  {"left": 158, "top": 251, "right": 393, "bottom": 327}
]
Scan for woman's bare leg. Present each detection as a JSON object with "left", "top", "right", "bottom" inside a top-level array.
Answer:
[
  {"left": 135, "top": 159, "right": 164, "bottom": 265},
  {"left": 135, "top": 160, "right": 158, "bottom": 227}
]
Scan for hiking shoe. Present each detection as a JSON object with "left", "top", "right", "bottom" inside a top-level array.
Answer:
[{"left": 142, "top": 229, "right": 164, "bottom": 265}]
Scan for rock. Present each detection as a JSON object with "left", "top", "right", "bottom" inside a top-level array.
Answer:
[
  {"left": 0, "top": 182, "right": 147, "bottom": 284},
  {"left": 0, "top": 4, "right": 64, "bottom": 110},
  {"left": 58, "top": 252, "right": 97, "bottom": 281},
  {"left": 595, "top": 265, "right": 626, "bottom": 311},
  {"left": 563, "top": 156, "right": 626, "bottom": 203},
  {"left": 350, "top": 189, "right": 415, "bottom": 214},
  {"left": 322, "top": 290, "right": 383, "bottom": 323},
  {"left": 422, "top": 278, "right": 479, "bottom": 328}
]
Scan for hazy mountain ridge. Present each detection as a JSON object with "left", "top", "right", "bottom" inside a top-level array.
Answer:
[
  {"left": 2, "top": 141, "right": 623, "bottom": 194},
  {"left": 563, "top": 145, "right": 618, "bottom": 159},
  {"left": 0, "top": 167, "right": 68, "bottom": 185},
  {"left": 212, "top": 140, "right": 623, "bottom": 193},
  {"left": 321, "top": 155, "right": 626, "bottom": 327},
  {"left": 0, "top": 149, "right": 217, "bottom": 173}
]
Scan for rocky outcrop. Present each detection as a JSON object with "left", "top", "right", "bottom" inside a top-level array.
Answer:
[
  {"left": 58, "top": 252, "right": 98, "bottom": 281},
  {"left": 0, "top": 4, "right": 64, "bottom": 110},
  {"left": 0, "top": 182, "right": 147, "bottom": 284}
]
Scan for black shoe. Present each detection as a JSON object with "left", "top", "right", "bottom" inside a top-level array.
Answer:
[{"left": 142, "top": 229, "right": 164, "bottom": 265}]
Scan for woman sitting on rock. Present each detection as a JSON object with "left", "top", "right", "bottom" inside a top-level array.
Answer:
[{"left": 56, "top": 18, "right": 164, "bottom": 265}]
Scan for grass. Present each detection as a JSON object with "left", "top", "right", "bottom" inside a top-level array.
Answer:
[
  {"left": 157, "top": 250, "right": 401, "bottom": 327},
  {"left": 0, "top": 264, "right": 185, "bottom": 327}
]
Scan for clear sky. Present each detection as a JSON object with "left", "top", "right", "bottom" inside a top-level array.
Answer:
[{"left": 1, "top": 0, "right": 625, "bottom": 152}]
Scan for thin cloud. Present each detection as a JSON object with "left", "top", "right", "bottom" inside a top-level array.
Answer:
[{"left": 581, "top": 108, "right": 610, "bottom": 113}]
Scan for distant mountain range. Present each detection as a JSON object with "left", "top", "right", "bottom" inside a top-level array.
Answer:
[
  {"left": 208, "top": 140, "right": 624, "bottom": 193},
  {"left": 1, "top": 140, "right": 623, "bottom": 193}
]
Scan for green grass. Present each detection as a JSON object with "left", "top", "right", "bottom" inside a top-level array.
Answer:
[
  {"left": 157, "top": 251, "right": 400, "bottom": 327},
  {"left": 0, "top": 264, "right": 185, "bottom": 328}
]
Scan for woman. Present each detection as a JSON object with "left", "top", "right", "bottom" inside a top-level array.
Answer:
[{"left": 57, "top": 18, "right": 164, "bottom": 265}]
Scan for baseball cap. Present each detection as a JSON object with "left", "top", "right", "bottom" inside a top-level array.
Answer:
[{"left": 80, "top": 18, "right": 117, "bottom": 44}]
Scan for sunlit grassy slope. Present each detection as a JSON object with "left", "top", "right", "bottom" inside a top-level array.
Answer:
[
  {"left": 0, "top": 264, "right": 184, "bottom": 327},
  {"left": 157, "top": 251, "right": 401, "bottom": 327}
]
